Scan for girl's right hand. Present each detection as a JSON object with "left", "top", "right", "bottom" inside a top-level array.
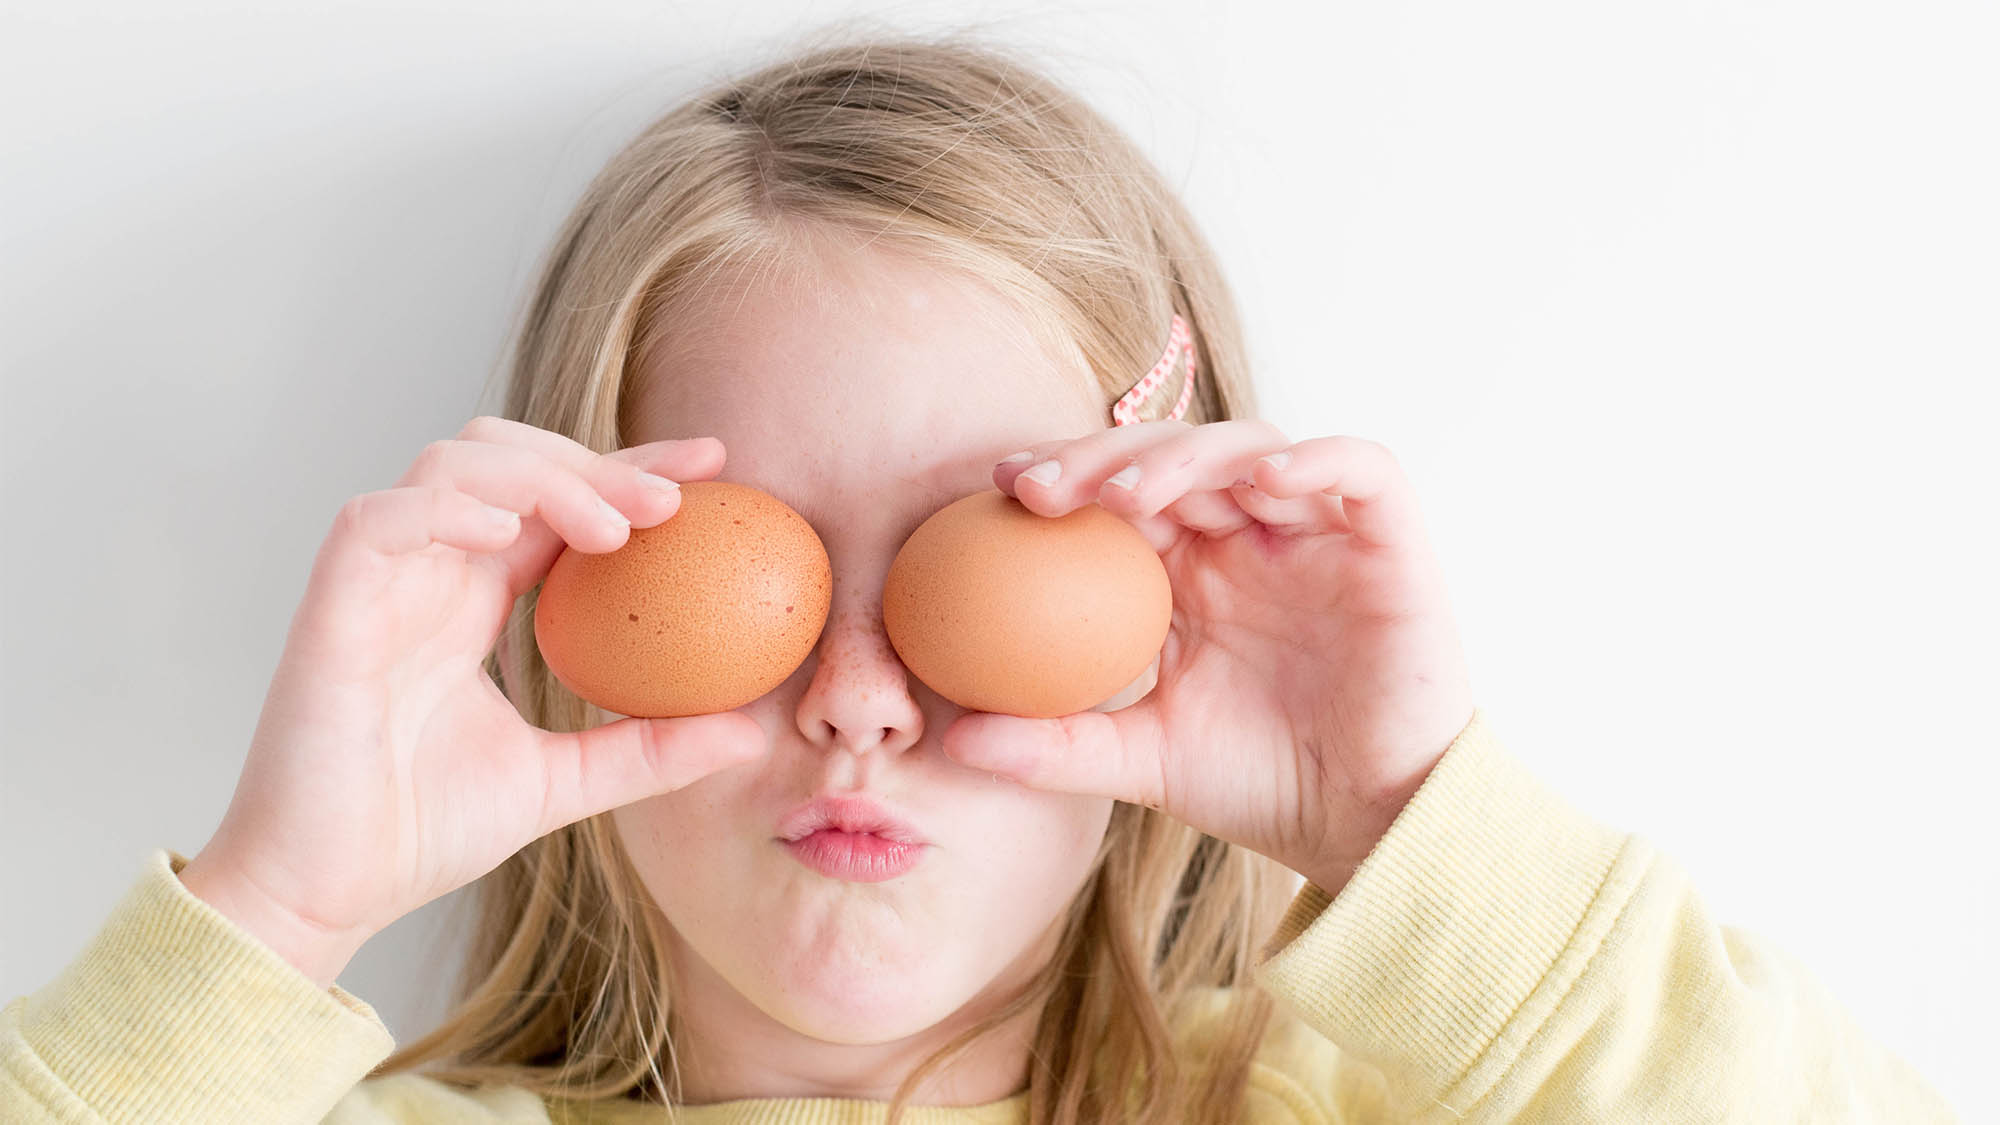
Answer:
[{"left": 177, "top": 417, "right": 768, "bottom": 988}]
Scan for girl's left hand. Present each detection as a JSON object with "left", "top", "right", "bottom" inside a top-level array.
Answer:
[{"left": 941, "top": 420, "right": 1477, "bottom": 896}]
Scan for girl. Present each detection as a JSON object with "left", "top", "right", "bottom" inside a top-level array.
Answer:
[{"left": 0, "top": 31, "right": 1959, "bottom": 1125}]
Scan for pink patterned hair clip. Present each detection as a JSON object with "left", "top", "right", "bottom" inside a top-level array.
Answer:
[{"left": 1111, "top": 313, "right": 1197, "bottom": 427}]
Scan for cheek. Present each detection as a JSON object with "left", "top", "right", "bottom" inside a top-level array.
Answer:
[
  {"left": 978, "top": 792, "right": 1114, "bottom": 908},
  {"left": 609, "top": 782, "right": 739, "bottom": 912},
  {"left": 599, "top": 700, "right": 773, "bottom": 892}
]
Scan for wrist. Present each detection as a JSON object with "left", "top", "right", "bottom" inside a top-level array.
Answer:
[
  {"left": 1300, "top": 859, "right": 1361, "bottom": 900},
  {"left": 1298, "top": 785, "right": 1421, "bottom": 900},
  {"left": 178, "top": 852, "right": 369, "bottom": 988},
  {"left": 1301, "top": 719, "right": 1466, "bottom": 895}
]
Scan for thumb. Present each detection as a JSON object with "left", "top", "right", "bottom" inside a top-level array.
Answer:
[
  {"left": 942, "top": 705, "right": 1169, "bottom": 810},
  {"left": 531, "top": 711, "right": 767, "bottom": 834}
]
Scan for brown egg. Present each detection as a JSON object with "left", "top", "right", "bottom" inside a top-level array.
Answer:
[
  {"left": 534, "top": 480, "right": 832, "bottom": 718},
  {"left": 883, "top": 489, "right": 1172, "bottom": 718}
]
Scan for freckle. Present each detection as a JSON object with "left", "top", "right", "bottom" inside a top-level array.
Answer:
[
  {"left": 734, "top": 519, "right": 742, "bottom": 525},
  {"left": 628, "top": 613, "right": 639, "bottom": 622}
]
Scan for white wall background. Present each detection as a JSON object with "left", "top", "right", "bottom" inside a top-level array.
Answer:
[{"left": 4, "top": 0, "right": 1994, "bottom": 1115}]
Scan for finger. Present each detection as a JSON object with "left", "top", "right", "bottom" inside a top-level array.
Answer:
[
  {"left": 310, "top": 486, "right": 534, "bottom": 613},
  {"left": 997, "top": 427, "right": 1268, "bottom": 545},
  {"left": 995, "top": 420, "right": 1198, "bottom": 511},
  {"left": 603, "top": 434, "right": 727, "bottom": 508},
  {"left": 401, "top": 438, "right": 654, "bottom": 557},
  {"left": 1122, "top": 508, "right": 1188, "bottom": 555},
  {"left": 452, "top": 415, "right": 723, "bottom": 497},
  {"left": 1249, "top": 437, "right": 1419, "bottom": 548},
  {"left": 1160, "top": 488, "right": 1257, "bottom": 538},
  {"left": 505, "top": 435, "right": 725, "bottom": 597},
  {"left": 940, "top": 705, "right": 1170, "bottom": 810},
  {"left": 401, "top": 429, "right": 724, "bottom": 598},
  {"left": 1089, "top": 419, "right": 1293, "bottom": 521},
  {"left": 992, "top": 445, "right": 1059, "bottom": 494},
  {"left": 1228, "top": 480, "right": 1355, "bottom": 536},
  {"left": 438, "top": 420, "right": 727, "bottom": 525},
  {"left": 532, "top": 711, "right": 768, "bottom": 835},
  {"left": 300, "top": 487, "right": 506, "bottom": 645},
  {"left": 326, "top": 486, "right": 526, "bottom": 558},
  {"left": 432, "top": 415, "right": 725, "bottom": 528},
  {"left": 993, "top": 428, "right": 1194, "bottom": 550}
]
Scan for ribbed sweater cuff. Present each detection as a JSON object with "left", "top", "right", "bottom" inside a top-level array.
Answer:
[
  {"left": 10, "top": 850, "right": 394, "bottom": 1122},
  {"left": 1251, "top": 708, "right": 1648, "bottom": 1109}
]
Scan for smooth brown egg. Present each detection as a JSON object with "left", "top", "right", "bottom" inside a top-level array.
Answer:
[
  {"left": 534, "top": 480, "right": 832, "bottom": 718},
  {"left": 883, "top": 489, "right": 1172, "bottom": 718}
]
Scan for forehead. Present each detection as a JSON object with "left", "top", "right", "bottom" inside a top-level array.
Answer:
[{"left": 627, "top": 240, "right": 1105, "bottom": 521}]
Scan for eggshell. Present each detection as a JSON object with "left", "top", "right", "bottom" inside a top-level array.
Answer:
[
  {"left": 882, "top": 489, "right": 1171, "bottom": 718},
  {"left": 534, "top": 480, "right": 831, "bottom": 717}
]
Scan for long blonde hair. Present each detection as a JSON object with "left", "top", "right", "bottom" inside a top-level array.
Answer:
[{"left": 380, "top": 25, "right": 1300, "bottom": 1124}]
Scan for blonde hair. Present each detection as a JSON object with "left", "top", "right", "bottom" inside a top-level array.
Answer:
[{"left": 380, "top": 25, "right": 1300, "bottom": 1125}]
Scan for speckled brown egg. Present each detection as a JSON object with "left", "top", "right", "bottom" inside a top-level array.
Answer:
[
  {"left": 882, "top": 489, "right": 1171, "bottom": 718},
  {"left": 534, "top": 480, "right": 831, "bottom": 718}
]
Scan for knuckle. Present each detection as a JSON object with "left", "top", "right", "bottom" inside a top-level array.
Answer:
[
  {"left": 424, "top": 484, "right": 464, "bottom": 522},
  {"left": 412, "top": 439, "right": 454, "bottom": 474},
  {"left": 560, "top": 467, "right": 604, "bottom": 506},
  {"left": 330, "top": 491, "right": 375, "bottom": 537},
  {"left": 638, "top": 722, "right": 677, "bottom": 787},
  {"left": 458, "top": 415, "right": 506, "bottom": 441}
]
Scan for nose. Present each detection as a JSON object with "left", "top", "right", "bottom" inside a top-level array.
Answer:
[{"left": 792, "top": 601, "right": 925, "bottom": 758}]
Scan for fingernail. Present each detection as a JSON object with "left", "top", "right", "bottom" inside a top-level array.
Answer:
[
  {"left": 1258, "top": 451, "right": 1293, "bottom": 471},
  {"left": 1020, "top": 459, "right": 1063, "bottom": 486},
  {"left": 1106, "top": 463, "right": 1142, "bottom": 490},
  {"left": 596, "top": 496, "right": 630, "bottom": 527},
  {"left": 997, "top": 450, "right": 1035, "bottom": 467},
  {"left": 639, "top": 472, "right": 680, "bottom": 493}
]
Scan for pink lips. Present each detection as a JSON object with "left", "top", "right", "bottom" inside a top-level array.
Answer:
[{"left": 777, "top": 795, "right": 928, "bottom": 882}]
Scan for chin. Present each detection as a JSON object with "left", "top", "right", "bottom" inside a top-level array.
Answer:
[{"left": 756, "top": 945, "right": 969, "bottom": 1045}]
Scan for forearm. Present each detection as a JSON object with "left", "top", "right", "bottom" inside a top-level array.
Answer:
[
  {"left": 1253, "top": 712, "right": 1960, "bottom": 1122},
  {"left": 2, "top": 852, "right": 395, "bottom": 1124}
]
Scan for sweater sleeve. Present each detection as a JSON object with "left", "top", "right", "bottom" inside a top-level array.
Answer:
[
  {"left": 0, "top": 850, "right": 402, "bottom": 1124},
  {"left": 1248, "top": 708, "right": 1962, "bottom": 1124}
]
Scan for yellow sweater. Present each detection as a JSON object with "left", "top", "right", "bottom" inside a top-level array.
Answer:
[{"left": 1, "top": 710, "right": 1960, "bottom": 1123}]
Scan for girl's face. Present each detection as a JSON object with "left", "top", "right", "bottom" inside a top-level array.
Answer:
[{"left": 606, "top": 235, "right": 1141, "bottom": 1057}]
